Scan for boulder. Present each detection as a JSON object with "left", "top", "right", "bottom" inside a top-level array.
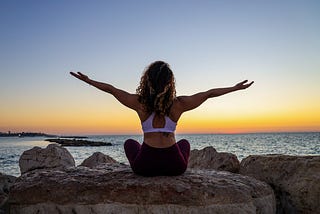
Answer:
[
  {"left": 188, "top": 146, "right": 240, "bottom": 173},
  {"left": 80, "top": 152, "right": 118, "bottom": 168},
  {"left": 0, "top": 173, "right": 16, "bottom": 214},
  {"left": 19, "top": 144, "right": 75, "bottom": 174},
  {"left": 9, "top": 164, "right": 275, "bottom": 214},
  {"left": 240, "top": 155, "right": 320, "bottom": 214}
]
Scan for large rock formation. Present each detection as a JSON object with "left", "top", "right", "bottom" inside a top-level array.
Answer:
[
  {"left": 9, "top": 164, "right": 275, "bottom": 214},
  {"left": 0, "top": 173, "right": 16, "bottom": 214},
  {"left": 79, "top": 152, "right": 117, "bottom": 168},
  {"left": 188, "top": 146, "right": 240, "bottom": 173},
  {"left": 19, "top": 144, "right": 75, "bottom": 174},
  {"left": 240, "top": 155, "right": 320, "bottom": 214}
]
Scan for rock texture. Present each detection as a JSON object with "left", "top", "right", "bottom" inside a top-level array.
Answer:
[
  {"left": 9, "top": 164, "right": 275, "bottom": 214},
  {"left": 19, "top": 144, "right": 75, "bottom": 174},
  {"left": 80, "top": 152, "right": 118, "bottom": 167},
  {"left": 240, "top": 155, "right": 320, "bottom": 214},
  {"left": 0, "top": 173, "right": 16, "bottom": 214},
  {"left": 188, "top": 146, "right": 240, "bottom": 173}
]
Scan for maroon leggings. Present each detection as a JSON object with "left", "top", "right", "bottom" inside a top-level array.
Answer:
[{"left": 124, "top": 139, "right": 190, "bottom": 176}]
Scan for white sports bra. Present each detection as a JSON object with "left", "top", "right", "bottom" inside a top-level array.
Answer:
[{"left": 141, "top": 112, "right": 177, "bottom": 133}]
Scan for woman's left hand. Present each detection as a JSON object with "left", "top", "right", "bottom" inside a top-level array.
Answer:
[{"left": 234, "top": 80, "right": 254, "bottom": 90}]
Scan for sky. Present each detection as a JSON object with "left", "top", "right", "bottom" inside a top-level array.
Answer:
[{"left": 0, "top": 0, "right": 319, "bottom": 135}]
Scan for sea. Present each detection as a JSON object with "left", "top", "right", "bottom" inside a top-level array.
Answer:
[{"left": 1, "top": 132, "right": 319, "bottom": 177}]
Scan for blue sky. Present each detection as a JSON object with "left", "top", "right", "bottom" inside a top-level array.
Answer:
[{"left": 1, "top": 0, "right": 320, "bottom": 134}]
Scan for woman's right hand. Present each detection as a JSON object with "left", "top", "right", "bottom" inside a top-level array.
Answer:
[{"left": 70, "top": 71, "right": 90, "bottom": 82}]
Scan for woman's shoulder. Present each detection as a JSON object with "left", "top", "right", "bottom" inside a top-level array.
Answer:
[
  {"left": 171, "top": 97, "right": 185, "bottom": 110},
  {"left": 169, "top": 98, "right": 184, "bottom": 121}
]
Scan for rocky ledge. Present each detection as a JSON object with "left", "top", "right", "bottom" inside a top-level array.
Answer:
[
  {"left": 45, "top": 138, "right": 112, "bottom": 146},
  {"left": 9, "top": 164, "right": 275, "bottom": 214},
  {"left": 240, "top": 155, "right": 320, "bottom": 214},
  {"left": 7, "top": 144, "right": 276, "bottom": 214},
  {"left": 8, "top": 144, "right": 319, "bottom": 214}
]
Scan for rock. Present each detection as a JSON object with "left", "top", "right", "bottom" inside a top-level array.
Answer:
[
  {"left": 58, "top": 136, "right": 88, "bottom": 139},
  {"left": 80, "top": 152, "right": 118, "bottom": 168},
  {"left": 19, "top": 144, "right": 75, "bottom": 174},
  {"left": 9, "top": 164, "right": 276, "bottom": 214},
  {"left": 188, "top": 146, "right": 240, "bottom": 173},
  {"left": 45, "top": 138, "right": 112, "bottom": 146},
  {"left": 240, "top": 155, "right": 320, "bottom": 214},
  {"left": 0, "top": 173, "right": 16, "bottom": 213}
]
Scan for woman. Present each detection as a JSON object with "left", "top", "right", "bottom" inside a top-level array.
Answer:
[{"left": 70, "top": 61, "right": 253, "bottom": 176}]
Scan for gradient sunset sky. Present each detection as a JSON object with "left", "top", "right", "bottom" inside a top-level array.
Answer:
[{"left": 1, "top": 0, "right": 319, "bottom": 135}]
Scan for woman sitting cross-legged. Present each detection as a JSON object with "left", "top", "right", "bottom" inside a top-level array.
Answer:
[{"left": 70, "top": 61, "right": 253, "bottom": 176}]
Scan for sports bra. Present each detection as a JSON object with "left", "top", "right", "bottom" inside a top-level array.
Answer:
[{"left": 141, "top": 112, "right": 177, "bottom": 133}]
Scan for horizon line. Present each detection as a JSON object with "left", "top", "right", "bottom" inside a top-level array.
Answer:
[{"left": 2, "top": 130, "right": 319, "bottom": 137}]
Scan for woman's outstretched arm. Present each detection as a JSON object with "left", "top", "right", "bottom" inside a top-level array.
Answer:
[
  {"left": 70, "top": 72, "right": 140, "bottom": 111},
  {"left": 176, "top": 80, "right": 254, "bottom": 113}
]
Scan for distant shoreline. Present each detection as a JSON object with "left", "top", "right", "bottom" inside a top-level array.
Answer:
[
  {"left": 0, "top": 132, "right": 56, "bottom": 138},
  {"left": 0, "top": 132, "right": 87, "bottom": 138},
  {"left": 0, "top": 131, "right": 319, "bottom": 138}
]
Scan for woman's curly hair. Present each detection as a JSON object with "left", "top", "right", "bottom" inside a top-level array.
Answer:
[{"left": 136, "top": 61, "right": 176, "bottom": 116}]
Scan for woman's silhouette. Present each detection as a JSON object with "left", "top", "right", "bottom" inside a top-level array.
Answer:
[{"left": 70, "top": 61, "right": 253, "bottom": 176}]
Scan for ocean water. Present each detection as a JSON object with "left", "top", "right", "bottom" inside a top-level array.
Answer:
[{"left": 1, "top": 132, "right": 319, "bottom": 177}]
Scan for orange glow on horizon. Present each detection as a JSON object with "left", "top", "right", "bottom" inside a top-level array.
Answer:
[
  {"left": 1, "top": 110, "right": 319, "bottom": 135},
  {"left": 1, "top": 96, "right": 319, "bottom": 135}
]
